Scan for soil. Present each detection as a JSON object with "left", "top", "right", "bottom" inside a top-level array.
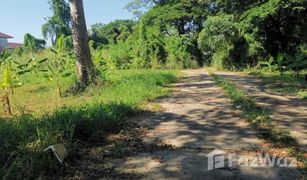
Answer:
[{"left": 66, "top": 69, "right": 304, "bottom": 180}]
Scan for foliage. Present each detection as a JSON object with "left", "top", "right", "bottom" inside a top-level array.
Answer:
[
  {"left": 88, "top": 0, "right": 307, "bottom": 71},
  {"left": 90, "top": 46, "right": 109, "bottom": 81},
  {"left": 90, "top": 20, "right": 136, "bottom": 46},
  {"left": 109, "top": 41, "right": 133, "bottom": 69},
  {"left": 164, "top": 35, "right": 198, "bottom": 69},
  {"left": 0, "top": 69, "right": 177, "bottom": 179},
  {"left": 0, "top": 52, "right": 20, "bottom": 115},
  {"left": 198, "top": 14, "right": 248, "bottom": 69},
  {"left": 23, "top": 33, "right": 46, "bottom": 52},
  {"left": 42, "top": 35, "right": 75, "bottom": 97},
  {"left": 126, "top": 0, "right": 208, "bottom": 69},
  {"left": 240, "top": 0, "right": 307, "bottom": 60},
  {"left": 284, "top": 46, "right": 307, "bottom": 76},
  {"left": 0, "top": 51, "right": 49, "bottom": 115},
  {"left": 42, "top": 0, "right": 71, "bottom": 44}
]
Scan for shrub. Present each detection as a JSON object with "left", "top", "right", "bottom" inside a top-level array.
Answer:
[
  {"left": 109, "top": 41, "right": 132, "bottom": 69},
  {"left": 198, "top": 14, "right": 248, "bottom": 70},
  {"left": 164, "top": 36, "right": 198, "bottom": 69}
]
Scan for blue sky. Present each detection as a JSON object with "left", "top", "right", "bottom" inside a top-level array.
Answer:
[{"left": 0, "top": 0, "right": 133, "bottom": 44}]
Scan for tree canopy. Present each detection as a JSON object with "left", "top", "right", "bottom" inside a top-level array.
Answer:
[
  {"left": 42, "top": 0, "right": 71, "bottom": 44},
  {"left": 37, "top": 0, "right": 307, "bottom": 72}
]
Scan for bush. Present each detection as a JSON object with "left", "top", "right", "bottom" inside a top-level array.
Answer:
[
  {"left": 109, "top": 41, "right": 132, "bottom": 69},
  {"left": 164, "top": 36, "right": 198, "bottom": 69},
  {"left": 198, "top": 14, "right": 248, "bottom": 70}
]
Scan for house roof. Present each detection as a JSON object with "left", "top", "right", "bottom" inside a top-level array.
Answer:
[
  {"left": 8, "top": 42, "right": 22, "bottom": 49},
  {"left": 0, "top": 32, "right": 13, "bottom": 39}
]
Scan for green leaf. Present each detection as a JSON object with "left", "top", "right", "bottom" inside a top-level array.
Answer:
[
  {"left": 13, "top": 61, "right": 21, "bottom": 65},
  {"left": 50, "top": 48, "right": 58, "bottom": 54},
  {"left": 17, "top": 69, "right": 32, "bottom": 75},
  {"left": 38, "top": 58, "right": 48, "bottom": 64},
  {"left": 62, "top": 72, "right": 72, "bottom": 78},
  {"left": 27, "top": 58, "right": 34, "bottom": 64},
  {"left": 39, "top": 69, "right": 49, "bottom": 73}
]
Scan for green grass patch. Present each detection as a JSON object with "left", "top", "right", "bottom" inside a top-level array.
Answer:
[{"left": 0, "top": 69, "right": 177, "bottom": 179}]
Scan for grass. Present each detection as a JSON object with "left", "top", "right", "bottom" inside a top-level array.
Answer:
[
  {"left": 0, "top": 69, "right": 177, "bottom": 179},
  {"left": 10, "top": 70, "right": 176, "bottom": 116},
  {"left": 211, "top": 74, "right": 306, "bottom": 169},
  {"left": 247, "top": 69, "right": 307, "bottom": 99}
]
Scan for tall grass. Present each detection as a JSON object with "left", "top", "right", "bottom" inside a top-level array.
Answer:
[{"left": 0, "top": 69, "right": 177, "bottom": 179}]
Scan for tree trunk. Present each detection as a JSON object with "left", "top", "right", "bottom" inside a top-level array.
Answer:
[{"left": 69, "top": 0, "right": 95, "bottom": 84}]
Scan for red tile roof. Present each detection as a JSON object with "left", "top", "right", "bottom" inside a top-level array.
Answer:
[
  {"left": 8, "top": 43, "right": 22, "bottom": 49},
  {"left": 0, "top": 32, "right": 13, "bottom": 39}
]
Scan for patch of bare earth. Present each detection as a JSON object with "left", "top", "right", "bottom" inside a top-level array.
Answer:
[
  {"left": 66, "top": 70, "right": 303, "bottom": 179},
  {"left": 215, "top": 72, "right": 307, "bottom": 151}
]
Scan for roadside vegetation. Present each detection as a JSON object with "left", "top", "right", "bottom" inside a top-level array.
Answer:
[{"left": 0, "top": 67, "right": 177, "bottom": 178}]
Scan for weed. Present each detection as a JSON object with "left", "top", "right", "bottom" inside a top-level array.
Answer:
[{"left": 0, "top": 69, "right": 177, "bottom": 179}]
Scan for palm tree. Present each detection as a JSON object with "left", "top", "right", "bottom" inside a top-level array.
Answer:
[{"left": 69, "top": 0, "right": 95, "bottom": 84}]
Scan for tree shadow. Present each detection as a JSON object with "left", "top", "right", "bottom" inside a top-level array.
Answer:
[
  {"left": 215, "top": 72, "right": 307, "bottom": 151},
  {"left": 103, "top": 71, "right": 304, "bottom": 179}
]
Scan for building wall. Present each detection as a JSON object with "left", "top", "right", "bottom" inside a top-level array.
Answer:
[{"left": 0, "top": 38, "right": 8, "bottom": 48}]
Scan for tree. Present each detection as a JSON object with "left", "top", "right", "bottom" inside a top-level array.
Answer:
[
  {"left": 240, "top": 0, "right": 307, "bottom": 61},
  {"left": 198, "top": 15, "right": 247, "bottom": 69},
  {"left": 69, "top": 0, "right": 95, "bottom": 84},
  {"left": 90, "top": 20, "right": 136, "bottom": 45},
  {"left": 125, "top": 0, "right": 169, "bottom": 18},
  {"left": 23, "top": 33, "right": 46, "bottom": 52},
  {"left": 42, "top": 0, "right": 71, "bottom": 44},
  {"left": 128, "top": 0, "right": 208, "bottom": 68}
]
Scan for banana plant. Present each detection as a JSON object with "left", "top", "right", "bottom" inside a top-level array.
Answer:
[
  {"left": 260, "top": 56, "right": 277, "bottom": 72},
  {"left": 14, "top": 56, "right": 48, "bottom": 75},
  {"left": 92, "top": 48, "right": 108, "bottom": 80},
  {"left": 41, "top": 35, "right": 74, "bottom": 97},
  {"left": 0, "top": 52, "right": 22, "bottom": 115}
]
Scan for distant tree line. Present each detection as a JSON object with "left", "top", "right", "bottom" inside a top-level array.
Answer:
[
  {"left": 88, "top": 0, "right": 307, "bottom": 73},
  {"left": 18, "top": 0, "right": 307, "bottom": 75}
]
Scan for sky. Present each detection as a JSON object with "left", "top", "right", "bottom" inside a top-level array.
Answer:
[{"left": 0, "top": 0, "right": 134, "bottom": 44}]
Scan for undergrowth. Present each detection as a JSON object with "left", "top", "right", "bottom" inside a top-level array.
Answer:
[{"left": 0, "top": 69, "right": 177, "bottom": 179}]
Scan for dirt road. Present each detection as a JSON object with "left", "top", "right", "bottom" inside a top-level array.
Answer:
[
  {"left": 111, "top": 69, "right": 301, "bottom": 179},
  {"left": 216, "top": 72, "right": 307, "bottom": 151}
]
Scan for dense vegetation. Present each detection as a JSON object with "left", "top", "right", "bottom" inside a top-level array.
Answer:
[
  {"left": 12, "top": 0, "right": 307, "bottom": 73},
  {"left": 0, "top": 0, "right": 307, "bottom": 178},
  {"left": 91, "top": 0, "right": 307, "bottom": 73}
]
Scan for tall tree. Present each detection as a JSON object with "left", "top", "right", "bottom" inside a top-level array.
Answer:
[
  {"left": 69, "top": 0, "right": 95, "bottom": 84},
  {"left": 42, "top": 0, "right": 71, "bottom": 44}
]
